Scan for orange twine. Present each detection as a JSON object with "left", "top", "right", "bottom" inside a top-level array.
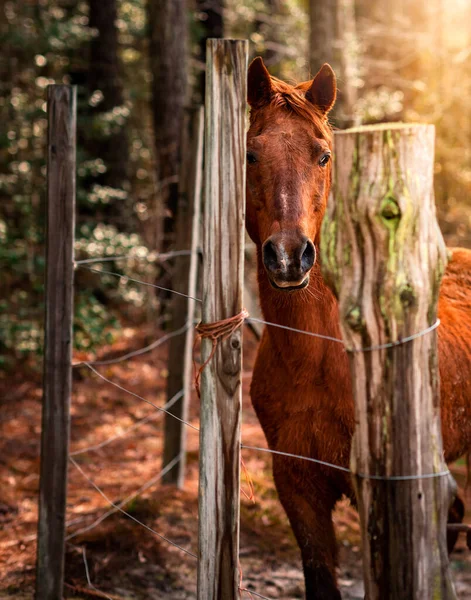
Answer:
[
  {"left": 240, "top": 457, "right": 256, "bottom": 504},
  {"left": 193, "top": 308, "right": 249, "bottom": 398}
]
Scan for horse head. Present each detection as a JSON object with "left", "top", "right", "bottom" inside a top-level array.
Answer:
[{"left": 246, "top": 57, "right": 336, "bottom": 293}]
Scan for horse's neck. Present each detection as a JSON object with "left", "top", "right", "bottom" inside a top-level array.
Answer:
[{"left": 256, "top": 256, "right": 341, "bottom": 364}]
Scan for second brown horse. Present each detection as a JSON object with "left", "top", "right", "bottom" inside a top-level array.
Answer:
[{"left": 246, "top": 57, "right": 471, "bottom": 599}]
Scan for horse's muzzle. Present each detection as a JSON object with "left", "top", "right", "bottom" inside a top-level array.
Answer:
[{"left": 262, "top": 232, "right": 316, "bottom": 290}]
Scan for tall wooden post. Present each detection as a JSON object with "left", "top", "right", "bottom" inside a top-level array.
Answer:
[
  {"left": 163, "top": 106, "right": 204, "bottom": 487},
  {"left": 197, "top": 39, "right": 248, "bottom": 600},
  {"left": 36, "top": 85, "right": 76, "bottom": 600},
  {"left": 321, "top": 123, "right": 456, "bottom": 599}
]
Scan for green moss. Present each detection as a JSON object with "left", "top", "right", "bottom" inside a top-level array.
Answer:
[
  {"left": 346, "top": 305, "right": 362, "bottom": 330},
  {"left": 343, "top": 243, "right": 351, "bottom": 267},
  {"left": 380, "top": 196, "right": 401, "bottom": 222},
  {"left": 320, "top": 209, "right": 340, "bottom": 294}
]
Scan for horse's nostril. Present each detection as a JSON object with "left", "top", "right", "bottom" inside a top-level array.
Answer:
[
  {"left": 263, "top": 240, "right": 279, "bottom": 273},
  {"left": 301, "top": 240, "right": 316, "bottom": 272}
]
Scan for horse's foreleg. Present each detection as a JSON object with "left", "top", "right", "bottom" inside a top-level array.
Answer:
[
  {"left": 447, "top": 493, "right": 465, "bottom": 553},
  {"left": 274, "top": 459, "right": 341, "bottom": 600}
]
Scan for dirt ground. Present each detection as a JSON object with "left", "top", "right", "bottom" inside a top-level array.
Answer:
[{"left": 1, "top": 322, "right": 471, "bottom": 600}]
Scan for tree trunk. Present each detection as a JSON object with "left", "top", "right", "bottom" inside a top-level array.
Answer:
[
  {"left": 254, "top": 0, "right": 283, "bottom": 75},
  {"left": 321, "top": 123, "right": 456, "bottom": 599},
  {"left": 195, "top": 0, "right": 224, "bottom": 103},
  {"left": 355, "top": 0, "right": 433, "bottom": 122},
  {"left": 162, "top": 107, "right": 204, "bottom": 487},
  {"left": 309, "top": 0, "right": 358, "bottom": 128},
  {"left": 87, "top": 0, "right": 129, "bottom": 208},
  {"left": 148, "top": 0, "right": 187, "bottom": 251}
]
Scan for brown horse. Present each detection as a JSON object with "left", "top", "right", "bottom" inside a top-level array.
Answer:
[{"left": 246, "top": 57, "right": 471, "bottom": 600}]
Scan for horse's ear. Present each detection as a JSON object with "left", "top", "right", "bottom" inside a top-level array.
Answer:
[
  {"left": 305, "top": 63, "right": 337, "bottom": 115},
  {"left": 247, "top": 57, "right": 273, "bottom": 108}
]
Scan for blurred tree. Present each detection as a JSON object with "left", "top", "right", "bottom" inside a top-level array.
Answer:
[
  {"left": 355, "top": 0, "right": 471, "bottom": 240},
  {"left": 225, "top": 0, "right": 308, "bottom": 81},
  {"left": 148, "top": 0, "right": 188, "bottom": 252},
  {"left": 253, "top": 0, "right": 283, "bottom": 75},
  {"left": 309, "top": 0, "right": 358, "bottom": 127},
  {"left": 86, "top": 0, "right": 130, "bottom": 225},
  {"left": 195, "top": 0, "right": 224, "bottom": 102},
  {"left": 0, "top": 0, "right": 157, "bottom": 367},
  {"left": 355, "top": 0, "right": 432, "bottom": 119},
  {"left": 1, "top": 0, "right": 469, "bottom": 371}
]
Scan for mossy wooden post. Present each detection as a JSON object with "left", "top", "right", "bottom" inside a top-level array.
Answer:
[
  {"left": 36, "top": 85, "right": 76, "bottom": 600},
  {"left": 162, "top": 106, "right": 204, "bottom": 487},
  {"left": 321, "top": 123, "right": 457, "bottom": 599},
  {"left": 197, "top": 39, "right": 248, "bottom": 600}
]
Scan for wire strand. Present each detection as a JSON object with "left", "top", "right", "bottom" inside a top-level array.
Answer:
[
  {"left": 246, "top": 317, "right": 441, "bottom": 353},
  {"left": 350, "top": 319, "right": 441, "bottom": 353},
  {"left": 76, "top": 264, "right": 440, "bottom": 353},
  {"left": 73, "top": 321, "right": 191, "bottom": 367},
  {"left": 77, "top": 265, "right": 202, "bottom": 303},
  {"left": 246, "top": 317, "right": 344, "bottom": 344},
  {"left": 241, "top": 444, "right": 450, "bottom": 481},
  {"left": 69, "top": 456, "right": 196, "bottom": 558},
  {"left": 70, "top": 389, "right": 184, "bottom": 456},
  {"left": 74, "top": 249, "right": 195, "bottom": 266},
  {"left": 81, "top": 363, "right": 199, "bottom": 431},
  {"left": 82, "top": 547, "right": 115, "bottom": 600},
  {"left": 66, "top": 454, "right": 182, "bottom": 541}
]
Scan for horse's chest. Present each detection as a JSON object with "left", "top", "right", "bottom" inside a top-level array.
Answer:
[{"left": 250, "top": 341, "right": 354, "bottom": 461}]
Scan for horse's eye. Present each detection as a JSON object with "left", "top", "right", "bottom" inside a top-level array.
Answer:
[
  {"left": 319, "top": 153, "right": 331, "bottom": 167},
  {"left": 247, "top": 151, "right": 257, "bottom": 164}
]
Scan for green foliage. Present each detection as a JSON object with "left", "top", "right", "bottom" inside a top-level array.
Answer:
[
  {"left": 2, "top": 0, "right": 470, "bottom": 370},
  {"left": 74, "top": 293, "right": 119, "bottom": 351},
  {"left": 0, "top": 0, "right": 158, "bottom": 369},
  {"left": 225, "top": 0, "right": 308, "bottom": 80}
]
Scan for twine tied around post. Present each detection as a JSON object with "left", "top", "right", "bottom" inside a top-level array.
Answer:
[
  {"left": 193, "top": 307, "right": 256, "bottom": 508},
  {"left": 193, "top": 308, "right": 249, "bottom": 398}
]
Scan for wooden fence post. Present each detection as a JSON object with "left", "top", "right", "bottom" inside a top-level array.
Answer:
[
  {"left": 197, "top": 39, "right": 248, "bottom": 600},
  {"left": 36, "top": 85, "right": 76, "bottom": 600},
  {"left": 163, "top": 105, "right": 204, "bottom": 487},
  {"left": 321, "top": 123, "right": 456, "bottom": 599}
]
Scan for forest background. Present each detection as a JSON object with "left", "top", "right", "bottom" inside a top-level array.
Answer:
[
  {"left": 1, "top": 0, "right": 470, "bottom": 368},
  {"left": 2, "top": 2, "right": 471, "bottom": 598}
]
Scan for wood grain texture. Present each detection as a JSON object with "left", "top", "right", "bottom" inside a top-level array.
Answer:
[
  {"left": 36, "top": 85, "right": 76, "bottom": 600},
  {"left": 321, "top": 124, "right": 457, "bottom": 599},
  {"left": 163, "top": 106, "right": 204, "bottom": 487},
  {"left": 197, "top": 39, "right": 248, "bottom": 600}
]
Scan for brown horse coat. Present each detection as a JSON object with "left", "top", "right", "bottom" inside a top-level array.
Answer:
[{"left": 246, "top": 57, "right": 471, "bottom": 600}]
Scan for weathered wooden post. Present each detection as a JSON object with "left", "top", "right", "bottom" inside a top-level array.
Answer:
[
  {"left": 197, "top": 39, "right": 248, "bottom": 600},
  {"left": 163, "top": 106, "right": 204, "bottom": 487},
  {"left": 321, "top": 123, "right": 457, "bottom": 599},
  {"left": 36, "top": 85, "right": 76, "bottom": 600}
]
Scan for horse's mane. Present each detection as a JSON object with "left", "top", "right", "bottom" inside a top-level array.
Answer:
[{"left": 256, "top": 76, "right": 333, "bottom": 143}]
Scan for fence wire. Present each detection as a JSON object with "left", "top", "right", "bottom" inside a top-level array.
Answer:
[
  {"left": 34, "top": 247, "right": 447, "bottom": 599},
  {"left": 70, "top": 388, "right": 184, "bottom": 456},
  {"left": 75, "top": 249, "right": 196, "bottom": 266},
  {"left": 74, "top": 266, "right": 447, "bottom": 480},
  {"left": 77, "top": 264, "right": 202, "bottom": 302},
  {"left": 69, "top": 456, "right": 197, "bottom": 558},
  {"left": 76, "top": 262, "right": 441, "bottom": 353},
  {"left": 81, "top": 546, "right": 115, "bottom": 600},
  {"left": 73, "top": 321, "right": 192, "bottom": 367},
  {"left": 81, "top": 362, "right": 198, "bottom": 431}
]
